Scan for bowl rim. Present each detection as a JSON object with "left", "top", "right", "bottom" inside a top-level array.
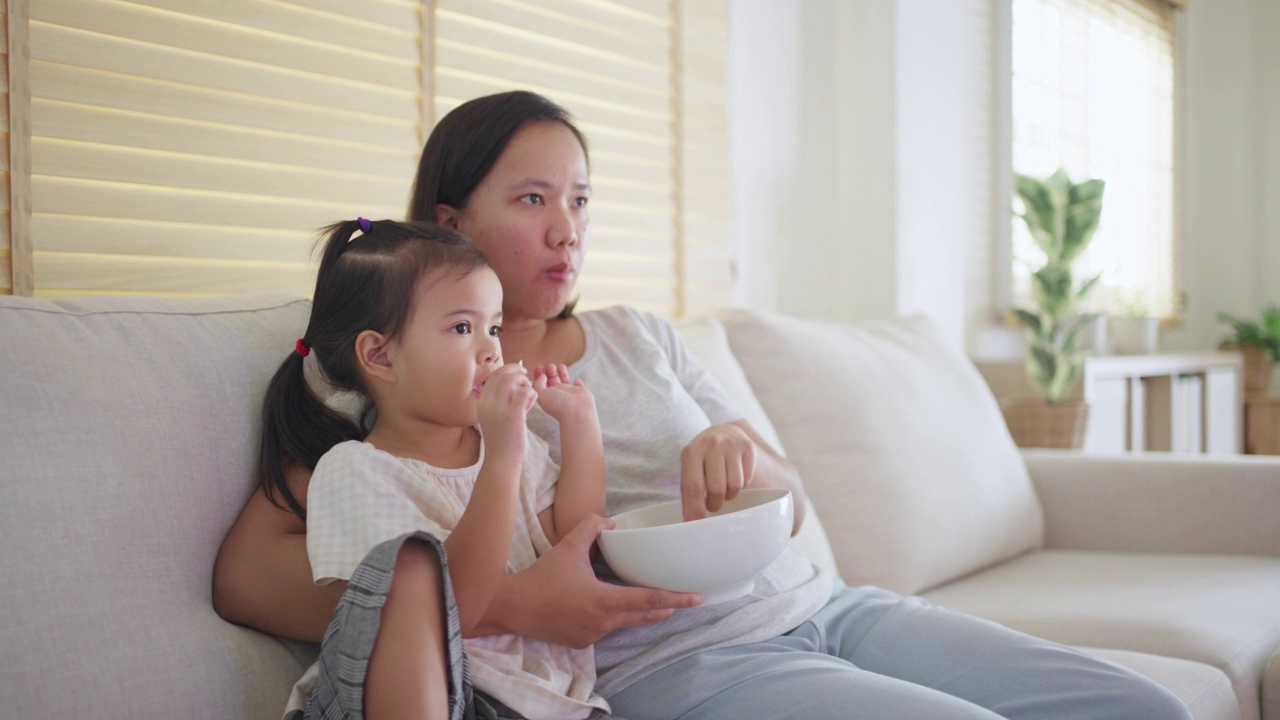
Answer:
[{"left": 601, "top": 487, "right": 792, "bottom": 537}]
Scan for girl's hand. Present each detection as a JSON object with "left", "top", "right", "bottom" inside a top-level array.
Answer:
[
  {"left": 679, "top": 424, "right": 757, "bottom": 522},
  {"left": 477, "top": 362, "right": 536, "bottom": 467},
  {"left": 532, "top": 364, "right": 596, "bottom": 423}
]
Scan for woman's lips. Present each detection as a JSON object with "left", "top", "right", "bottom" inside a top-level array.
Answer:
[{"left": 545, "top": 263, "right": 575, "bottom": 283}]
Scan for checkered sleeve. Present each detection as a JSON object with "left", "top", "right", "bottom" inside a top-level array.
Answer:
[{"left": 306, "top": 441, "right": 450, "bottom": 584}]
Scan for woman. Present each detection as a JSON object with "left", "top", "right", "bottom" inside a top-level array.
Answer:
[{"left": 215, "top": 91, "right": 1191, "bottom": 720}]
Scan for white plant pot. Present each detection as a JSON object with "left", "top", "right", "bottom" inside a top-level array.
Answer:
[{"left": 1110, "top": 316, "right": 1159, "bottom": 355}]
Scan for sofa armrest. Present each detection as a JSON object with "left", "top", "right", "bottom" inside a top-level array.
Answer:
[{"left": 1023, "top": 450, "right": 1280, "bottom": 556}]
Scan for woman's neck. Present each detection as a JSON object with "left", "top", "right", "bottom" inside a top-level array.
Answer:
[
  {"left": 364, "top": 418, "right": 479, "bottom": 469},
  {"left": 498, "top": 314, "right": 584, "bottom": 367}
]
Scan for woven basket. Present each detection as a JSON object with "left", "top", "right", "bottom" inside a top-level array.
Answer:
[{"left": 1000, "top": 400, "right": 1089, "bottom": 449}]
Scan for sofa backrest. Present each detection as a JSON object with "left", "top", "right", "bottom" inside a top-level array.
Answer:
[
  {"left": 0, "top": 293, "right": 315, "bottom": 719},
  {"left": 718, "top": 309, "right": 1045, "bottom": 595}
]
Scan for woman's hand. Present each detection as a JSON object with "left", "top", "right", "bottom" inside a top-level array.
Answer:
[
  {"left": 680, "top": 424, "right": 757, "bottom": 522},
  {"left": 474, "top": 515, "right": 702, "bottom": 648}
]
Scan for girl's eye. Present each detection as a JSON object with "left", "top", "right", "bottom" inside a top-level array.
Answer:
[
  {"left": 488, "top": 325, "right": 502, "bottom": 337},
  {"left": 521, "top": 194, "right": 544, "bottom": 206},
  {"left": 451, "top": 322, "right": 471, "bottom": 335}
]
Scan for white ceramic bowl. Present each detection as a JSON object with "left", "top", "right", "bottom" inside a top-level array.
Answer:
[{"left": 597, "top": 488, "right": 793, "bottom": 605}]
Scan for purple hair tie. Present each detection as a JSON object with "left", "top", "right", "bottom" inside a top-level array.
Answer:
[{"left": 357, "top": 217, "right": 371, "bottom": 233}]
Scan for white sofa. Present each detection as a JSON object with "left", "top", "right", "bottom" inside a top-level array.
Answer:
[{"left": 2, "top": 292, "right": 1278, "bottom": 720}]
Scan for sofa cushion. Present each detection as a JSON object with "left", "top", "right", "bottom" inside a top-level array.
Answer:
[
  {"left": 922, "top": 550, "right": 1280, "bottom": 720},
  {"left": 0, "top": 293, "right": 315, "bottom": 719},
  {"left": 675, "top": 314, "right": 841, "bottom": 580},
  {"left": 1083, "top": 648, "right": 1238, "bottom": 720},
  {"left": 718, "top": 310, "right": 1044, "bottom": 595}
]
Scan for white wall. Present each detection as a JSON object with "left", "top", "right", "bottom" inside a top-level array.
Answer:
[
  {"left": 1161, "top": 0, "right": 1280, "bottom": 357},
  {"left": 730, "top": 0, "right": 1280, "bottom": 360}
]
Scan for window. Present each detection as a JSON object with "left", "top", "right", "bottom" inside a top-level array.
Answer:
[
  {"left": 1010, "top": 0, "right": 1181, "bottom": 318},
  {"left": 3, "top": 0, "right": 731, "bottom": 318}
]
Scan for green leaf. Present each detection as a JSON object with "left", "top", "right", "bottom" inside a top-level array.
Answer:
[
  {"left": 1015, "top": 174, "right": 1058, "bottom": 258},
  {"left": 1032, "top": 265, "right": 1074, "bottom": 318},
  {"left": 1077, "top": 274, "right": 1102, "bottom": 301},
  {"left": 1013, "top": 308, "right": 1044, "bottom": 338}
]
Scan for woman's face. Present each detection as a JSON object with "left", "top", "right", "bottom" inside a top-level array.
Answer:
[{"left": 441, "top": 121, "right": 590, "bottom": 322}]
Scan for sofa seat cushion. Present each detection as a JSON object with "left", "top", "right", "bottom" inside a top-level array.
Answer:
[
  {"left": 922, "top": 550, "right": 1280, "bottom": 720},
  {"left": 719, "top": 310, "right": 1043, "bottom": 595},
  {"left": 0, "top": 293, "right": 316, "bottom": 719},
  {"left": 1084, "top": 647, "right": 1237, "bottom": 720}
]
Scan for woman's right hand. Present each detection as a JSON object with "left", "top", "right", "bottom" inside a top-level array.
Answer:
[{"left": 475, "top": 515, "right": 703, "bottom": 648}]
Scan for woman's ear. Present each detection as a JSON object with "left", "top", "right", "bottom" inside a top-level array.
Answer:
[
  {"left": 355, "top": 330, "right": 396, "bottom": 385},
  {"left": 434, "top": 203, "right": 460, "bottom": 229}
]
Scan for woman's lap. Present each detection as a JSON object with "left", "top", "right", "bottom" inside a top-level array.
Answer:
[{"left": 607, "top": 584, "right": 1191, "bottom": 720}]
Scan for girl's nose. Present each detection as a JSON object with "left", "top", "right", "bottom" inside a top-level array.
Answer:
[{"left": 480, "top": 336, "right": 501, "bottom": 365}]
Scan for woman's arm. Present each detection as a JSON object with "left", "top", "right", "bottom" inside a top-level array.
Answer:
[
  {"left": 212, "top": 462, "right": 345, "bottom": 643},
  {"left": 680, "top": 420, "right": 807, "bottom": 535},
  {"left": 470, "top": 515, "right": 703, "bottom": 648}
]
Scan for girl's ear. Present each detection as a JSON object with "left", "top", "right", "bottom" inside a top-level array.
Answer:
[
  {"left": 434, "top": 203, "right": 461, "bottom": 229},
  {"left": 355, "top": 330, "right": 396, "bottom": 385}
]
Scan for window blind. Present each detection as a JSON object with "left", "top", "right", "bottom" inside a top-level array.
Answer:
[
  {"left": 1011, "top": 0, "right": 1179, "bottom": 318},
  {"left": 26, "top": 0, "right": 423, "bottom": 297},
  {"left": 1, "top": 3, "right": 18, "bottom": 294},
  {"left": 3, "top": 0, "right": 732, "bottom": 318}
]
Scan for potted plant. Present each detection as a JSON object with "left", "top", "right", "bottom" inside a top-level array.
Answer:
[
  {"left": 1002, "top": 169, "right": 1105, "bottom": 448},
  {"left": 1217, "top": 305, "right": 1280, "bottom": 394},
  {"left": 1110, "top": 290, "right": 1160, "bottom": 355}
]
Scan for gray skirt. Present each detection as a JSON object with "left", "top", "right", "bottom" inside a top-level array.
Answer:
[{"left": 304, "top": 530, "right": 620, "bottom": 720}]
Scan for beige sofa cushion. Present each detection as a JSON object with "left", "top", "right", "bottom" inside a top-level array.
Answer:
[
  {"left": 719, "top": 310, "right": 1043, "bottom": 595},
  {"left": 1084, "top": 648, "right": 1238, "bottom": 720},
  {"left": 923, "top": 550, "right": 1280, "bottom": 720},
  {"left": 0, "top": 293, "right": 315, "bottom": 719}
]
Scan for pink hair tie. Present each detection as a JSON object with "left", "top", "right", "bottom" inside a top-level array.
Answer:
[{"left": 295, "top": 338, "right": 310, "bottom": 357}]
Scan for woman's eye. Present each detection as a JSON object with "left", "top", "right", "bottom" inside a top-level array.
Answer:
[
  {"left": 521, "top": 194, "right": 544, "bottom": 206},
  {"left": 574, "top": 196, "right": 589, "bottom": 208},
  {"left": 488, "top": 325, "right": 502, "bottom": 337},
  {"left": 451, "top": 322, "right": 471, "bottom": 334}
]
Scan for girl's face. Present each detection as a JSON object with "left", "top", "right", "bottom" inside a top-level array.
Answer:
[
  {"left": 440, "top": 121, "right": 590, "bottom": 322},
  {"left": 387, "top": 266, "right": 505, "bottom": 427}
]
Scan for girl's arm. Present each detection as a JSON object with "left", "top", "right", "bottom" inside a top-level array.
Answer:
[
  {"left": 532, "top": 365, "right": 606, "bottom": 544},
  {"left": 212, "top": 462, "right": 345, "bottom": 643},
  {"left": 444, "top": 363, "right": 536, "bottom": 632}
]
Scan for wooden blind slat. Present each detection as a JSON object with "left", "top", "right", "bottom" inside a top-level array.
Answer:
[
  {"left": 32, "top": 62, "right": 418, "bottom": 148},
  {"left": 285, "top": 0, "right": 421, "bottom": 29},
  {"left": 33, "top": 215, "right": 315, "bottom": 264},
  {"left": 33, "top": 251, "right": 314, "bottom": 295},
  {"left": 127, "top": 0, "right": 422, "bottom": 61},
  {"left": 440, "top": 0, "right": 670, "bottom": 63},
  {"left": 30, "top": 22, "right": 418, "bottom": 119},
  {"left": 33, "top": 176, "right": 402, "bottom": 232},
  {"left": 33, "top": 100, "right": 418, "bottom": 177},
  {"left": 34, "top": 0, "right": 419, "bottom": 90}
]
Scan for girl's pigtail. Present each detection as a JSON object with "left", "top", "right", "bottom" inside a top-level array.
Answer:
[{"left": 257, "top": 219, "right": 368, "bottom": 519}]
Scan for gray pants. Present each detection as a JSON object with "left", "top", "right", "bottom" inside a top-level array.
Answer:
[
  {"left": 607, "top": 584, "right": 1192, "bottom": 720},
  {"left": 303, "top": 531, "right": 619, "bottom": 720}
]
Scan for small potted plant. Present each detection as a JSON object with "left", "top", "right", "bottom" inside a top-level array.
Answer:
[
  {"left": 1110, "top": 290, "right": 1160, "bottom": 355},
  {"left": 1003, "top": 168, "right": 1105, "bottom": 448},
  {"left": 1217, "top": 305, "right": 1280, "bottom": 394}
]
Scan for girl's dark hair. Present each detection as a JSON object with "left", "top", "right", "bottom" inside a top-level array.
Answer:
[
  {"left": 407, "top": 90, "right": 588, "bottom": 319},
  {"left": 258, "top": 220, "right": 490, "bottom": 518}
]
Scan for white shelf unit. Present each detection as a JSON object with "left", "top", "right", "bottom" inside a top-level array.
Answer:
[{"left": 1081, "top": 353, "right": 1243, "bottom": 454}]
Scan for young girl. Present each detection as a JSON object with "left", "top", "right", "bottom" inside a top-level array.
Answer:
[{"left": 259, "top": 218, "right": 611, "bottom": 720}]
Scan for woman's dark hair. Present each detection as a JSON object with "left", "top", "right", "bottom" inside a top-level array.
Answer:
[
  {"left": 407, "top": 90, "right": 589, "bottom": 319},
  {"left": 258, "top": 220, "right": 490, "bottom": 518}
]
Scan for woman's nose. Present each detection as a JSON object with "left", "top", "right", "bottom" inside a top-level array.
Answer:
[{"left": 547, "top": 208, "right": 580, "bottom": 248}]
